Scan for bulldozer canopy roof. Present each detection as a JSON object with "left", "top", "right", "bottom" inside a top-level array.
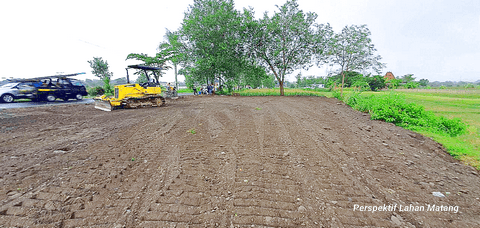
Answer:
[{"left": 127, "top": 65, "right": 162, "bottom": 71}]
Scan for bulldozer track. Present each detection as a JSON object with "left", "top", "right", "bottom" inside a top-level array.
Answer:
[{"left": 124, "top": 96, "right": 165, "bottom": 109}]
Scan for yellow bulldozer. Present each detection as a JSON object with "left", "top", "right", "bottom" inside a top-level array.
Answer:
[{"left": 94, "top": 65, "right": 166, "bottom": 111}]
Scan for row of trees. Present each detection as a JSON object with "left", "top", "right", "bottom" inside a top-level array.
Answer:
[
  {"left": 87, "top": 0, "right": 385, "bottom": 97},
  {"left": 153, "top": 0, "right": 384, "bottom": 96}
]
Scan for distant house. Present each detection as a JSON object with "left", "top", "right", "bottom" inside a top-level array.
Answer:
[{"left": 384, "top": 72, "right": 395, "bottom": 80}]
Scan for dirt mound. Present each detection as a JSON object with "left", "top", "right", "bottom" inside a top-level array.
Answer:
[{"left": 1, "top": 96, "right": 479, "bottom": 227}]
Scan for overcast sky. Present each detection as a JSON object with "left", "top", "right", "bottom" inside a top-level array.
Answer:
[{"left": 1, "top": 0, "right": 479, "bottom": 83}]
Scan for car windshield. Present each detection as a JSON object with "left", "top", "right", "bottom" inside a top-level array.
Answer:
[{"left": 0, "top": 83, "right": 18, "bottom": 88}]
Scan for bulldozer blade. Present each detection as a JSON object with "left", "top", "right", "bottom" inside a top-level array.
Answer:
[{"left": 94, "top": 99, "right": 113, "bottom": 111}]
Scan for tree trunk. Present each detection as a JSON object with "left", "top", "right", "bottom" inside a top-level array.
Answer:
[
  {"left": 174, "top": 63, "right": 178, "bottom": 90},
  {"left": 341, "top": 71, "right": 345, "bottom": 98},
  {"left": 279, "top": 81, "right": 285, "bottom": 96}
]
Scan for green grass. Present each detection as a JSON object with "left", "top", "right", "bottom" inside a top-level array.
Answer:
[
  {"left": 238, "top": 88, "right": 330, "bottom": 97},
  {"left": 177, "top": 88, "right": 194, "bottom": 93}
]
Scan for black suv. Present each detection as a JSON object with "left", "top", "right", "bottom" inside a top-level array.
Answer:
[
  {"left": 2, "top": 73, "right": 88, "bottom": 102},
  {"left": 35, "top": 76, "right": 88, "bottom": 102}
]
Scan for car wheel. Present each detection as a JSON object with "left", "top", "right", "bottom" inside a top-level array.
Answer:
[
  {"left": 46, "top": 94, "right": 56, "bottom": 102},
  {"left": 1, "top": 94, "right": 14, "bottom": 103},
  {"left": 75, "top": 94, "right": 83, "bottom": 100}
]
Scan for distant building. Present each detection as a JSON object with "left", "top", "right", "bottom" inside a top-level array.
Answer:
[{"left": 384, "top": 72, "right": 395, "bottom": 80}]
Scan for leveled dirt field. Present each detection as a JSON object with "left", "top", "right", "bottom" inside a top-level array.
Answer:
[{"left": 1, "top": 96, "right": 479, "bottom": 227}]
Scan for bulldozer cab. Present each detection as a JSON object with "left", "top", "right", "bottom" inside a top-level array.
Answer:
[{"left": 126, "top": 64, "right": 161, "bottom": 87}]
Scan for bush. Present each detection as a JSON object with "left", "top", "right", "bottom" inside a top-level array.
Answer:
[
  {"left": 339, "top": 92, "right": 467, "bottom": 137},
  {"left": 351, "top": 81, "right": 370, "bottom": 91},
  {"left": 405, "top": 81, "right": 420, "bottom": 89},
  {"left": 436, "top": 116, "right": 466, "bottom": 137},
  {"left": 103, "top": 77, "right": 113, "bottom": 96},
  {"left": 344, "top": 90, "right": 362, "bottom": 107},
  {"left": 366, "top": 75, "right": 386, "bottom": 91},
  {"left": 87, "top": 86, "right": 105, "bottom": 96},
  {"left": 465, "top": 83, "right": 475, "bottom": 89}
]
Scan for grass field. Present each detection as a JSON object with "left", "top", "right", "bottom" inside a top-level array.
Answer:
[
  {"left": 177, "top": 88, "right": 194, "bottom": 93},
  {"left": 392, "top": 89, "right": 480, "bottom": 168},
  {"left": 239, "top": 87, "right": 480, "bottom": 169},
  {"left": 238, "top": 88, "right": 330, "bottom": 97}
]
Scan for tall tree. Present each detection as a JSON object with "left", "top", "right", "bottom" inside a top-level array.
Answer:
[
  {"left": 180, "top": 0, "right": 249, "bottom": 90},
  {"left": 401, "top": 74, "right": 416, "bottom": 83},
  {"left": 327, "top": 24, "right": 384, "bottom": 97},
  {"left": 247, "top": 0, "right": 328, "bottom": 95},
  {"left": 419, "top": 78, "right": 429, "bottom": 87},
  {"left": 88, "top": 57, "right": 113, "bottom": 80},
  {"left": 158, "top": 29, "right": 184, "bottom": 89},
  {"left": 88, "top": 57, "right": 113, "bottom": 94}
]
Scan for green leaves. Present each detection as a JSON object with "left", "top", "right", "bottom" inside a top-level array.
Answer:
[
  {"left": 343, "top": 92, "right": 467, "bottom": 137},
  {"left": 179, "top": 0, "right": 260, "bottom": 90},
  {"left": 246, "top": 0, "right": 327, "bottom": 95},
  {"left": 88, "top": 57, "right": 113, "bottom": 80},
  {"left": 326, "top": 24, "right": 385, "bottom": 97},
  {"left": 88, "top": 57, "right": 113, "bottom": 94}
]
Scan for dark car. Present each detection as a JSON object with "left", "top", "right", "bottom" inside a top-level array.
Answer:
[
  {"left": 36, "top": 77, "right": 88, "bottom": 102},
  {"left": 2, "top": 73, "right": 88, "bottom": 103}
]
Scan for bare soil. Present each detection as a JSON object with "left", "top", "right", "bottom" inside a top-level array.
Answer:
[{"left": 1, "top": 96, "right": 479, "bottom": 227}]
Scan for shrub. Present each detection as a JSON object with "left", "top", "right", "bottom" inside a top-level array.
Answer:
[
  {"left": 87, "top": 86, "right": 105, "bottom": 96},
  {"left": 405, "top": 81, "right": 420, "bottom": 89},
  {"left": 351, "top": 81, "right": 370, "bottom": 91},
  {"left": 343, "top": 92, "right": 467, "bottom": 137},
  {"left": 103, "top": 77, "right": 113, "bottom": 96},
  {"left": 366, "top": 75, "right": 386, "bottom": 91},
  {"left": 344, "top": 90, "right": 361, "bottom": 107},
  {"left": 332, "top": 89, "right": 342, "bottom": 100},
  {"left": 465, "top": 83, "right": 475, "bottom": 89}
]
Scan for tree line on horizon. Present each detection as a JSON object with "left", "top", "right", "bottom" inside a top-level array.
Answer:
[
  {"left": 85, "top": 0, "right": 479, "bottom": 95},
  {"left": 126, "top": 0, "right": 384, "bottom": 96}
]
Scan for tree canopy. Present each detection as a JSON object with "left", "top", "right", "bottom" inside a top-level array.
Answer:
[
  {"left": 154, "top": 0, "right": 386, "bottom": 95},
  {"left": 88, "top": 57, "right": 113, "bottom": 80},
  {"left": 88, "top": 57, "right": 114, "bottom": 94},
  {"left": 327, "top": 24, "right": 384, "bottom": 96},
  {"left": 246, "top": 0, "right": 330, "bottom": 95},
  {"left": 178, "top": 0, "right": 253, "bottom": 90}
]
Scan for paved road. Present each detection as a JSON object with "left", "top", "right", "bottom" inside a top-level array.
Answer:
[
  {"left": 0, "top": 93, "right": 194, "bottom": 110},
  {"left": 0, "top": 99, "right": 94, "bottom": 110}
]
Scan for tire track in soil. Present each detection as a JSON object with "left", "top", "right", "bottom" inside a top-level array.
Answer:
[
  {"left": 0, "top": 106, "right": 142, "bottom": 227},
  {"left": 229, "top": 101, "right": 305, "bottom": 227},
  {"left": 136, "top": 97, "right": 240, "bottom": 227},
  {"left": 281, "top": 96, "right": 480, "bottom": 227},
  {"left": 274, "top": 100, "right": 393, "bottom": 227},
  {"left": 1, "top": 96, "right": 480, "bottom": 227},
  {"left": 134, "top": 107, "right": 207, "bottom": 227},
  {"left": 62, "top": 108, "right": 189, "bottom": 227},
  {"left": 1, "top": 106, "right": 187, "bottom": 227}
]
